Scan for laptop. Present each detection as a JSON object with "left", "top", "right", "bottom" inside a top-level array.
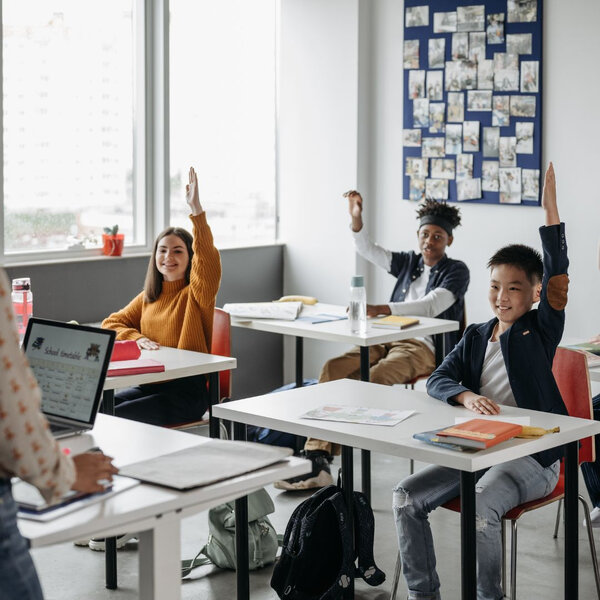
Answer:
[{"left": 22, "top": 318, "right": 116, "bottom": 439}]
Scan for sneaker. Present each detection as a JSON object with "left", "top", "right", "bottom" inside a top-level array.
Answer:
[
  {"left": 88, "top": 533, "right": 138, "bottom": 552},
  {"left": 274, "top": 450, "right": 334, "bottom": 491},
  {"left": 583, "top": 506, "right": 600, "bottom": 528},
  {"left": 74, "top": 538, "right": 91, "bottom": 547}
]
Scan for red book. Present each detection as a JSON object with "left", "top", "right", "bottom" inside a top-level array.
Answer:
[
  {"left": 436, "top": 419, "right": 523, "bottom": 450},
  {"left": 110, "top": 340, "right": 141, "bottom": 362},
  {"left": 107, "top": 358, "right": 165, "bottom": 377}
]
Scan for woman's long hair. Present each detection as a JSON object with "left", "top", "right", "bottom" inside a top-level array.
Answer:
[{"left": 143, "top": 227, "right": 194, "bottom": 302}]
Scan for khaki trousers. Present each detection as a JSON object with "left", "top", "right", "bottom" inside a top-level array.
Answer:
[{"left": 305, "top": 339, "right": 435, "bottom": 456}]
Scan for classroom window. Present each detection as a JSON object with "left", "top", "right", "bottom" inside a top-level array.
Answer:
[
  {"left": 169, "top": 0, "right": 277, "bottom": 247},
  {"left": 1, "top": 0, "right": 141, "bottom": 256}
]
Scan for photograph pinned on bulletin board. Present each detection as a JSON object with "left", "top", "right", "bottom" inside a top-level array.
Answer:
[{"left": 402, "top": 0, "right": 542, "bottom": 206}]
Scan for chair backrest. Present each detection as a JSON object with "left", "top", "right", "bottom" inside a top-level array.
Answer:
[
  {"left": 458, "top": 301, "right": 467, "bottom": 341},
  {"left": 551, "top": 347, "right": 594, "bottom": 463},
  {"left": 211, "top": 308, "right": 232, "bottom": 400}
]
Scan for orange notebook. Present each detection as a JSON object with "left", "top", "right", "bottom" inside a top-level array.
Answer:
[
  {"left": 436, "top": 419, "right": 523, "bottom": 450},
  {"left": 107, "top": 358, "right": 165, "bottom": 377}
]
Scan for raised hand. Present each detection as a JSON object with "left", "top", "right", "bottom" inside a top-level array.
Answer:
[
  {"left": 343, "top": 190, "right": 364, "bottom": 232},
  {"left": 185, "top": 167, "right": 203, "bottom": 216},
  {"left": 542, "top": 162, "right": 559, "bottom": 226}
]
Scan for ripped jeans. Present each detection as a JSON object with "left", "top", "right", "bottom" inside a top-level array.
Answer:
[{"left": 393, "top": 457, "right": 560, "bottom": 600}]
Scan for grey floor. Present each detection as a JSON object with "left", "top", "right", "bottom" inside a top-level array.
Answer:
[{"left": 31, "top": 447, "right": 600, "bottom": 600}]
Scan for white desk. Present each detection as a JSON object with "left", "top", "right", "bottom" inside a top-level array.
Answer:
[
  {"left": 19, "top": 414, "right": 310, "bottom": 600},
  {"left": 214, "top": 378, "right": 600, "bottom": 600},
  {"left": 590, "top": 366, "right": 600, "bottom": 383},
  {"left": 229, "top": 303, "right": 458, "bottom": 499},
  {"left": 100, "top": 346, "right": 236, "bottom": 588}
]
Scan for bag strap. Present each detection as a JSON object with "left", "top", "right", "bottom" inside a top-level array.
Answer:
[
  {"left": 181, "top": 545, "right": 212, "bottom": 578},
  {"left": 352, "top": 491, "right": 385, "bottom": 586}
]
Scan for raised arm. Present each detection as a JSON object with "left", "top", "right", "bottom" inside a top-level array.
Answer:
[
  {"left": 344, "top": 190, "right": 364, "bottom": 232},
  {"left": 542, "top": 162, "right": 559, "bottom": 226},
  {"left": 186, "top": 167, "right": 204, "bottom": 216}
]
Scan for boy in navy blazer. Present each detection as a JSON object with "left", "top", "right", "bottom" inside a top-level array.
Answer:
[{"left": 393, "top": 163, "right": 568, "bottom": 600}]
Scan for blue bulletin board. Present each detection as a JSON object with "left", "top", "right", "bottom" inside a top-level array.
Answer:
[{"left": 402, "top": 0, "right": 543, "bottom": 206}]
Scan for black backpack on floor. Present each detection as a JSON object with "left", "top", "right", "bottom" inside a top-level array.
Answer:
[{"left": 270, "top": 483, "right": 385, "bottom": 600}]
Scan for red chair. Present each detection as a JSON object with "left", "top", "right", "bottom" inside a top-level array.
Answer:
[
  {"left": 390, "top": 347, "right": 600, "bottom": 600},
  {"left": 168, "top": 308, "right": 232, "bottom": 436}
]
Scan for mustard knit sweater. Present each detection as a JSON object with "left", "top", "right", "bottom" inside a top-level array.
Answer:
[{"left": 102, "top": 213, "right": 221, "bottom": 354}]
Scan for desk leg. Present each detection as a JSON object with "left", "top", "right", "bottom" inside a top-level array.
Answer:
[
  {"left": 359, "top": 346, "right": 371, "bottom": 504},
  {"left": 460, "top": 471, "right": 477, "bottom": 600},
  {"left": 295, "top": 337, "right": 304, "bottom": 388},
  {"left": 208, "top": 372, "right": 220, "bottom": 439},
  {"left": 434, "top": 333, "right": 446, "bottom": 367},
  {"left": 138, "top": 514, "right": 182, "bottom": 600},
  {"left": 100, "top": 389, "right": 118, "bottom": 590},
  {"left": 564, "top": 441, "right": 579, "bottom": 599},
  {"left": 234, "top": 422, "right": 250, "bottom": 600},
  {"left": 341, "top": 445, "right": 355, "bottom": 599}
]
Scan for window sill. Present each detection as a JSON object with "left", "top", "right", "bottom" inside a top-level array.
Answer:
[{"left": 3, "top": 241, "right": 284, "bottom": 267}]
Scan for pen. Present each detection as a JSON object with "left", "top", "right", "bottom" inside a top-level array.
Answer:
[{"left": 313, "top": 317, "right": 348, "bottom": 324}]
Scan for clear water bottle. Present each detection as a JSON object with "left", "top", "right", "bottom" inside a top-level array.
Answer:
[
  {"left": 349, "top": 275, "right": 367, "bottom": 335},
  {"left": 12, "top": 277, "right": 33, "bottom": 343}
]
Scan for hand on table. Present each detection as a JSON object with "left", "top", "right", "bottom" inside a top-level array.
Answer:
[
  {"left": 456, "top": 391, "right": 500, "bottom": 415},
  {"left": 71, "top": 452, "right": 119, "bottom": 494},
  {"left": 137, "top": 337, "right": 160, "bottom": 350}
]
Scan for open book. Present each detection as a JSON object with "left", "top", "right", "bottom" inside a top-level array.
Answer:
[{"left": 223, "top": 302, "right": 302, "bottom": 321}]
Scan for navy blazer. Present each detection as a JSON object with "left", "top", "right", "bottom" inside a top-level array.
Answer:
[
  {"left": 427, "top": 223, "right": 569, "bottom": 467},
  {"left": 389, "top": 252, "right": 470, "bottom": 352}
]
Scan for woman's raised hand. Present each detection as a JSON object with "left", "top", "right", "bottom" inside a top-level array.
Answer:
[{"left": 185, "top": 167, "right": 203, "bottom": 216}]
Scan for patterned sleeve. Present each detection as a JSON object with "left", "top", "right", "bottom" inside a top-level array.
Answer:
[{"left": 0, "top": 269, "right": 75, "bottom": 503}]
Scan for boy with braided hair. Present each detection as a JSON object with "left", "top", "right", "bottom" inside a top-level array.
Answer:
[{"left": 276, "top": 193, "right": 470, "bottom": 491}]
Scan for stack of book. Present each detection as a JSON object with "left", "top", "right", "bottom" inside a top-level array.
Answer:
[{"left": 414, "top": 419, "right": 523, "bottom": 452}]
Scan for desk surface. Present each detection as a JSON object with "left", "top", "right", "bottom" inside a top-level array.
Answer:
[
  {"left": 229, "top": 302, "right": 458, "bottom": 345},
  {"left": 103, "top": 346, "right": 236, "bottom": 390},
  {"left": 590, "top": 366, "right": 600, "bottom": 383},
  {"left": 214, "top": 378, "right": 600, "bottom": 472},
  {"left": 19, "top": 414, "right": 308, "bottom": 548}
]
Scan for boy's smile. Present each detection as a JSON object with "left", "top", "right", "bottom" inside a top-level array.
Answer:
[{"left": 488, "top": 264, "right": 541, "bottom": 332}]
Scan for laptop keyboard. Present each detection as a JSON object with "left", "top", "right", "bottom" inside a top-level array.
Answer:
[{"left": 50, "top": 423, "right": 71, "bottom": 435}]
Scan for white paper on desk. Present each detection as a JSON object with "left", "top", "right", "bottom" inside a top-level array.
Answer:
[
  {"left": 223, "top": 302, "right": 302, "bottom": 320},
  {"left": 16, "top": 475, "right": 139, "bottom": 522},
  {"left": 118, "top": 440, "right": 293, "bottom": 490},
  {"left": 454, "top": 415, "right": 531, "bottom": 426},
  {"left": 301, "top": 405, "right": 415, "bottom": 426}
]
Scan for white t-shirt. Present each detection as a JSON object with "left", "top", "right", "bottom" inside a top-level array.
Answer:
[{"left": 479, "top": 338, "right": 517, "bottom": 407}]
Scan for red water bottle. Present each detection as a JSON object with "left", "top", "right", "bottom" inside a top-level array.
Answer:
[{"left": 12, "top": 277, "right": 33, "bottom": 342}]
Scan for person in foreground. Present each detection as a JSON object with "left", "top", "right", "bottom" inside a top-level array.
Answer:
[
  {"left": 0, "top": 269, "right": 118, "bottom": 599},
  {"left": 393, "top": 162, "right": 568, "bottom": 600},
  {"left": 276, "top": 193, "right": 469, "bottom": 491},
  {"left": 102, "top": 167, "right": 221, "bottom": 426}
]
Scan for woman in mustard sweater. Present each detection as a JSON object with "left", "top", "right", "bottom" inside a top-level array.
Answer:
[{"left": 102, "top": 167, "right": 222, "bottom": 425}]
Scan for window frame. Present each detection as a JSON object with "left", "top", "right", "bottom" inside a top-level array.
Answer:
[{"left": 0, "top": 0, "right": 279, "bottom": 266}]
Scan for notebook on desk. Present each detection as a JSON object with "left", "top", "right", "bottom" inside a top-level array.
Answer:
[
  {"left": 118, "top": 440, "right": 293, "bottom": 490},
  {"left": 22, "top": 318, "right": 115, "bottom": 439}
]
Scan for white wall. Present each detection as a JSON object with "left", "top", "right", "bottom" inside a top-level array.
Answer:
[{"left": 279, "top": 0, "right": 600, "bottom": 389}]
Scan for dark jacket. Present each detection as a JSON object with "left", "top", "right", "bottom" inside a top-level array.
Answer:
[
  {"left": 389, "top": 252, "right": 470, "bottom": 353},
  {"left": 427, "top": 223, "right": 569, "bottom": 467}
]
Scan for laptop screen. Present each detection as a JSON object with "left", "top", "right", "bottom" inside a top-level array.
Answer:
[{"left": 22, "top": 318, "right": 115, "bottom": 424}]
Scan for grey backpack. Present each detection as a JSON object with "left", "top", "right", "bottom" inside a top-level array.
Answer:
[{"left": 181, "top": 488, "right": 278, "bottom": 576}]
